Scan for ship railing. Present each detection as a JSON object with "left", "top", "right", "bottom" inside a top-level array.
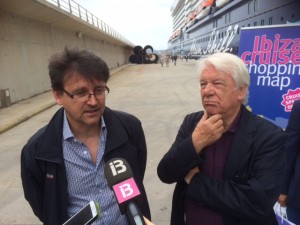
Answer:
[{"left": 45, "top": 0, "right": 134, "bottom": 46}]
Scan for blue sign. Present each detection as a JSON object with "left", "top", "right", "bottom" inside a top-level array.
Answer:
[{"left": 238, "top": 24, "right": 300, "bottom": 129}]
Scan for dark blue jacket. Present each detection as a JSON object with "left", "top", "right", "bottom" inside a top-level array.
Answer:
[
  {"left": 157, "top": 105, "right": 286, "bottom": 225},
  {"left": 21, "top": 107, "right": 151, "bottom": 225},
  {"left": 282, "top": 100, "right": 300, "bottom": 210}
]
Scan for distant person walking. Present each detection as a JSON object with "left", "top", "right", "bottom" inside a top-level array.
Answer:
[
  {"left": 173, "top": 55, "right": 178, "bottom": 66},
  {"left": 160, "top": 56, "right": 164, "bottom": 67},
  {"left": 165, "top": 55, "right": 170, "bottom": 67}
]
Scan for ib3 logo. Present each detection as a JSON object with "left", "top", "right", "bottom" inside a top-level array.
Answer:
[
  {"left": 109, "top": 159, "right": 127, "bottom": 176},
  {"left": 110, "top": 159, "right": 140, "bottom": 203},
  {"left": 117, "top": 179, "right": 139, "bottom": 201}
]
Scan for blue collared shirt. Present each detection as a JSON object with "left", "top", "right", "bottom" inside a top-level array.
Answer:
[{"left": 62, "top": 112, "right": 128, "bottom": 224}]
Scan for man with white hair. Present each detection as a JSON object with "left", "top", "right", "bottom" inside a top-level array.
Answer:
[{"left": 158, "top": 52, "right": 286, "bottom": 225}]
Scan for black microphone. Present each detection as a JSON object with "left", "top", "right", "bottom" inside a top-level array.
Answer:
[{"left": 104, "top": 158, "right": 146, "bottom": 225}]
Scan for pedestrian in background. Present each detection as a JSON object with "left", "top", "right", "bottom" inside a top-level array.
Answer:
[
  {"left": 173, "top": 55, "right": 178, "bottom": 66},
  {"left": 165, "top": 55, "right": 170, "bottom": 67},
  {"left": 21, "top": 47, "right": 151, "bottom": 225},
  {"left": 278, "top": 99, "right": 300, "bottom": 224},
  {"left": 157, "top": 52, "right": 286, "bottom": 225},
  {"left": 160, "top": 56, "right": 164, "bottom": 67}
]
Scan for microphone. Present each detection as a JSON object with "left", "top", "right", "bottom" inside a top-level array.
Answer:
[{"left": 104, "top": 158, "right": 146, "bottom": 225}]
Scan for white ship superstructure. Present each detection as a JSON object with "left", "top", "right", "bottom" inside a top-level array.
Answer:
[{"left": 168, "top": 0, "right": 300, "bottom": 58}]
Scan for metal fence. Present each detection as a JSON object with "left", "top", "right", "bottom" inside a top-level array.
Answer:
[{"left": 46, "top": 0, "right": 134, "bottom": 46}]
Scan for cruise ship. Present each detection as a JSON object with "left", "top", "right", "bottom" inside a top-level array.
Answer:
[{"left": 168, "top": 0, "right": 300, "bottom": 58}]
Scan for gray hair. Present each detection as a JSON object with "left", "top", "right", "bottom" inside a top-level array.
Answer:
[{"left": 196, "top": 52, "right": 250, "bottom": 104}]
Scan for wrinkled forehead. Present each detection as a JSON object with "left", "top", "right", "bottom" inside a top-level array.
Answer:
[{"left": 63, "top": 72, "right": 104, "bottom": 87}]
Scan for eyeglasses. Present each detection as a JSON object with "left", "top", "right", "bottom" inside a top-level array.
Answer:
[{"left": 62, "top": 86, "right": 110, "bottom": 102}]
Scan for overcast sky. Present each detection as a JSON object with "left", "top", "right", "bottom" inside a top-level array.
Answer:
[{"left": 75, "top": 0, "right": 174, "bottom": 50}]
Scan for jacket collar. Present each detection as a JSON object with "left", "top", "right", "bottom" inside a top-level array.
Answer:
[
  {"left": 35, "top": 107, "right": 128, "bottom": 163},
  {"left": 35, "top": 107, "right": 65, "bottom": 164},
  {"left": 102, "top": 107, "right": 128, "bottom": 154},
  {"left": 224, "top": 105, "right": 256, "bottom": 178}
]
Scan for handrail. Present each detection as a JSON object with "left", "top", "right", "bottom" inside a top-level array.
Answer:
[{"left": 45, "top": 0, "right": 134, "bottom": 46}]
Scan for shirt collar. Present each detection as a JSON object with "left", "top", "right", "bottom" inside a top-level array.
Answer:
[
  {"left": 227, "top": 107, "right": 242, "bottom": 133},
  {"left": 62, "top": 111, "right": 106, "bottom": 141}
]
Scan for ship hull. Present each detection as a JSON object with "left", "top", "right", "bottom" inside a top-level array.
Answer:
[{"left": 168, "top": 0, "right": 300, "bottom": 58}]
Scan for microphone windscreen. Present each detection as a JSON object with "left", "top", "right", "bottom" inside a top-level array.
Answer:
[
  {"left": 104, "top": 158, "right": 143, "bottom": 215},
  {"left": 104, "top": 158, "right": 133, "bottom": 188}
]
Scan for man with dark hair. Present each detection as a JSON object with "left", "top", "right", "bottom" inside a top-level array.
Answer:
[{"left": 21, "top": 47, "right": 151, "bottom": 225}]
